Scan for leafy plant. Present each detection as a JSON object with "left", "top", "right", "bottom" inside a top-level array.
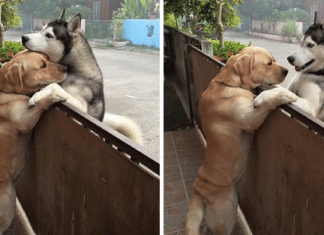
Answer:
[
  {"left": 164, "top": 13, "right": 177, "bottom": 28},
  {"left": 206, "top": 38, "right": 251, "bottom": 59},
  {"left": 112, "top": 19, "right": 125, "bottom": 41},
  {"left": 280, "top": 20, "right": 297, "bottom": 42},
  {"left": 0, "top": 41, "right": 25, "bottom": 61},
  {"left": 113, "top": 0, "right": 159, "bottom": 20},
  {"left": 84, "top": 20, "right": 114, "bottom": 39}
]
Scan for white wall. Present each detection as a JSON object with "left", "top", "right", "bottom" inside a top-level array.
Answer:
[{"left": 252, "top": 20, "right": 303, "bottom": 36}]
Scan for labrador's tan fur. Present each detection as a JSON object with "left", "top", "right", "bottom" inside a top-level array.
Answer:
[
  {"left": 0, "top": 50, "right": 67, "bottom": 235},
  {"left": 185, "top": 47, "right": 298, "bottom": 235}
]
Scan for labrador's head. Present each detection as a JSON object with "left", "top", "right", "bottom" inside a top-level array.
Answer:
[
  {"left": 227, "top": 46, "right": 288, "bottom": 89},
  {"left": 0, "top": 50, "right": 67, "bottom": 94}
]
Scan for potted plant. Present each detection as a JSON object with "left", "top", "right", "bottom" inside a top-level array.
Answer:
[{"left": 110, "top": 8, "right": 130, "bottom": 48}]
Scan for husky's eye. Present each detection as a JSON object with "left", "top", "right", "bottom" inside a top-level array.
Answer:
[
  {"left": 41, "top": 62, "right": 47, "bottom": 69},
  {"left": 307, "top": 43, "right": 314, "bottom": 48},
  {"left": 46, "top": 33, "right": 53, "bottom": 39}
]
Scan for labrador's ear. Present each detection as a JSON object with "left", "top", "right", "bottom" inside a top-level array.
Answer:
[
  {"left": 233, "top": 54, "right": 254, "bottom": 80},
  {"left": 5, "top": 63, "right": 23, "bottom": 93},
  {"left": 68, "top": 13, "right": 81, "bottom": 35}
]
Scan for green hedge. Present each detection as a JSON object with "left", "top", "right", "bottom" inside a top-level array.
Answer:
[
  {"left": 85, "top": 21, "right": 114, "bottom": 40},
  {"left": 0, "top": 41, "right": 25, "bottom": 61}
]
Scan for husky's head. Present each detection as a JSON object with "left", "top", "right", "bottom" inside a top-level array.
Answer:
[
  {"left": 287, "top": 12, "right": 324, "bottom": 73},
  {"left": 22, "top": 9, "right": 81, "bottom": 63}
]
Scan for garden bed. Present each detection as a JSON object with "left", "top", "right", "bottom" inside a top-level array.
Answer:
[{"left": 205, "top": 38, "right": 251, "bottom": 63}]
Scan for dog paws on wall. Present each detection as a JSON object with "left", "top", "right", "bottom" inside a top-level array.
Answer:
[{"left": 254, "top": 87, "right": 298, "bottom": 109}]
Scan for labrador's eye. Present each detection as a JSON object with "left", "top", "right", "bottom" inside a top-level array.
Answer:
[
  {"left": 41, "top": 62, "right": 47, "bottom": 68},
  {"left": 46, "top": 33, "right": 53, "bottom": 39},
  {"left": 268, "top": 61, "right": 272, "bottom": 66},
  {"left": 307, "top": 43, "right": 314, "bottom": 48}
]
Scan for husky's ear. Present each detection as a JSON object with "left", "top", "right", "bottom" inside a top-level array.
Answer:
[
  {"left": 68, "top": 14, "right": 81, "bottom": 35},
  {"left": 314, "top": 11, "right": 320, "bottom": 24},
  {"left": 60, "top": 9, "right": 66, "bottom": 21},
  {"left": 5, "top": 63, "right": 23, "bottom": 93}
]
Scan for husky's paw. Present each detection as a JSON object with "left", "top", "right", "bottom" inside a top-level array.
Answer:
[
  {"left": 254, "top": 87, "right": 298, "bottom": 109},
  {"left": 29, "top": 83, "right": 66, "bottom": 107}
]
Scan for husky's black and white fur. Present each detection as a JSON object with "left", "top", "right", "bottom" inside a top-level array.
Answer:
[
  {"left": 22, "top": 10, "right": 143, "bottom": 144},
  {"left": 287, "top": 12, "right": 324, "bottom": 121}
]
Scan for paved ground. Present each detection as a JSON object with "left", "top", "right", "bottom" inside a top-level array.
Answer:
[
  {"left": 224, "top": 31, "right": 300, "bottom": 88},
  {"left": 4, "top": 30, "right": 160, "bottom": 155}
]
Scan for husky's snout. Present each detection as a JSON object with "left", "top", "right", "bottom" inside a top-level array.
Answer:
[
  {"left": 21, "top": 36, "right": 29, "bottom": 46},
  {"left": 287, "top": 56, "right": 295, "bottom": 65}
]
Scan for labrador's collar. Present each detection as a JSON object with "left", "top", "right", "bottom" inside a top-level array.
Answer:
[{"left": 215, "top": 80, "right": 254, "bottom": 93}]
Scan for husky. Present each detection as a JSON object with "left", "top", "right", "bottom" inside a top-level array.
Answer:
[
  {"left": 287, "top": 12, "right": 324, "bottom": 121},
  {"left": 22, "top": 10, "right": 143, "bottom": 144}
]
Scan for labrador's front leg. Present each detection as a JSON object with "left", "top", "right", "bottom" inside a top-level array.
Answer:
[
  {"left": 12, "top": 90, "right": 67, "bottom": 133},
  {"left": 236, "top": 88, "right": 298, "bottom": 133},
  {"left": 254, "top": 87, "right": 298, "bottom": 109}
]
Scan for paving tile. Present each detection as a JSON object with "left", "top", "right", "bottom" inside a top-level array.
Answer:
[
  {"left": 176, "top": 148, "right": 205, "bottom": 165},
  {"left": 184, "top": 178, "right": 196, "bottom": 199},
  {"left": 165, "top": 229, "right": 185, "bottom": 235},
  {"left": 180, "top": 160, "right": 204, "bottom": 182},
  {"left": 171, "top": 129, "right": 203, "bottom": 141},
  {"left": 164, "top": 164, "right": 182, "bottom": 184},
  {"left": 164, "top": 202, "right": 188, "bottom": 234},
  {"left": 173, "top": 138, "right": 204, "bottom": 152},
  {"left": 164, "top": 139, "right": 175, "bottom": 152},
  {"left": 164, "top": 131, "right": 173, "bottom": 140},
  {"left": 164, "top": 181, "right": 187, "bottom": 206},
  {"left": 164, "top": 150, "right": 178, "bottom": 167}
]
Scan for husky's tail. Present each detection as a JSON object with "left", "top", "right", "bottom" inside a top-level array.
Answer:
[{"left": 102, "top": 113, "right": 143, "bottom": 145}]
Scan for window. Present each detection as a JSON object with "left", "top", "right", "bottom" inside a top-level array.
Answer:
[
  {"left": 310, "top": 5, "right": 318, "bottom": 24},
  {"left": 93, "top": 2, "right": 101, "bottom": 20}
]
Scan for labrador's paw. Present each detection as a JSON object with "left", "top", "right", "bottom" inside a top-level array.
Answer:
[{"left": 254, "top": 87, "right": 298, "bottom": 109}]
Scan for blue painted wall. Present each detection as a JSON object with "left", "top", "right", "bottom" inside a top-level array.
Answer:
[{"left": 123, "top": 19, "right": 160, "bottom": 48}]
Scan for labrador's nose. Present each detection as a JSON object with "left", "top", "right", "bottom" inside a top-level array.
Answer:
[
  {"left": 21, "top": 36, "right": 29, "bottom": 45},
  {"left": 61, "top": 65, "right": 68, "bottom": 72},
  {"left": 282, "top": 68, "right": 289, "bottom": 76},
  {"left": 287, "top": 56, "right": 295, "bottom": 64}
]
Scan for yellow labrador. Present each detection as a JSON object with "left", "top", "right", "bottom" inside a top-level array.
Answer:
[
  {"left": 0, "top": 50, "right": 67, "bottom": 235},
  {"left": 185, "top": 46, "right": 298, "bottom": 235}
]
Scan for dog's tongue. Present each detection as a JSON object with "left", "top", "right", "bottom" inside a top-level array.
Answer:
[{"left": 295, "top": 66, "right": 301, "bottom": 71}]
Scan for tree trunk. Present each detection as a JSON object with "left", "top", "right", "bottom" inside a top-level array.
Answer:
[
  {"left": 175, "top": 14, "right": 179, "bottom": 29},
  {"left": 216, "top": 0, "right": 224, "bottom": 47},
  {"left": 0, "top": 0, "right": 4, "bottom": 48}
]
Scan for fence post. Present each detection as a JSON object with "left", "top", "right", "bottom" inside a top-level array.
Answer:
[
  {"left": 184, "top": 42, "right": 194, "bottom": 125},
  {"left": 201, "top": 40, "right": 213, "bottom": 58}
]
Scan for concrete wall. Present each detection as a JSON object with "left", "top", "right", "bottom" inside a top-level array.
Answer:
[
  {"left": 123, "top": 19, "right": 160, "bottom": 48},
  {"left": 252, "top": 20, "right": 303, "bottom": 36}
]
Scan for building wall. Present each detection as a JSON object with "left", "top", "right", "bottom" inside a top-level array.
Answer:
[
  {"left": 303, "top": 0, "right": 324, "bottom": 23},
  {"left": 123, "top": 19, "right": 160, "bottom": 48},
  {"left": 86, "top": 0, "right": 124, "bottom": 20}
]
